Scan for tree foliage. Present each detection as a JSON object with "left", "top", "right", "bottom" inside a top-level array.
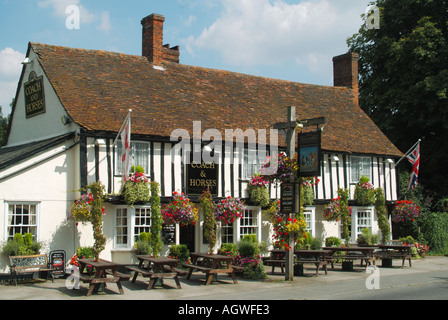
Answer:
[{"left": 348, "top": 0, "right": 448, "bottom": 198}]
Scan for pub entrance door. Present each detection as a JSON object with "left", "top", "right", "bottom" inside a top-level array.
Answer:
[{"left": 180, "top": 224, "right": 195, "bottom": 252}]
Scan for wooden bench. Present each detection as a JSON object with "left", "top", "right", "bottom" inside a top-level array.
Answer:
[
  {"left": 374, "top": 251, "right": 412, "bottom": 268},
  {"left": 9, "top": 254, "right": 54, "bottom": 286},
  {"left": 126, "top": 265, "right": 154, "bottom": 283},
  {"left": 295, "top": 259, "right": 328, "bottom": 276}
]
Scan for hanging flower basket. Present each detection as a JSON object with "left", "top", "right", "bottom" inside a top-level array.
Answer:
[
  {"left": 162, "top": 192, "right": 199, "bottom": 226},
  {"left": 391, "top": 200, "right": 420, "bottom": 223},
  {"left": 354, "top": 176, "right": 376, "bottom": 206},
  {"left": 323, "top": 196, "right": 352, "bottom": 222},
  {"left": 68, "top": 193, "right": 99, "bottom": 224},
  {"left": 247, "top": 174, "right": 270, "bottom": 207},
  {"left": 260, "top": 152, "right": 298, "bottom": 183},
  {"left": 214, "top": 196, "right": 246, "bottom": 225},
  {"left": 122, "top": 172, "right": 150, "bottom": 206}
]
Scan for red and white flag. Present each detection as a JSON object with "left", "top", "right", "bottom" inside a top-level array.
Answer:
[
  {"left": 406, "top": 140, "right": 420, "bottom": 191},
  {"left": 116, "top": 111, "right": 132, "bottom": 181}
]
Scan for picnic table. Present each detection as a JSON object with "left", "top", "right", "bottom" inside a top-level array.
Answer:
[
  {"left": 126, "top": 256, "right": 182, "bottom": 290},
  {"left": 374, "top": 245, "right": 413, "bottom": 268},
  {"left": 183, "top": 253, "right": 238, "bottom": 285},
  {"left": 322, "top": 246, "right": 376, "bottom": 270},
  {"left": 77, "top": 259, "right": 129, "bottom": 296},
  {"left": 265, "top": 249, "right": 330, "bottom": 276}
]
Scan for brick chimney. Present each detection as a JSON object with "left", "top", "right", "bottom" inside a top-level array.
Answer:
[
  {"left": 333, "top": 52, "right": 359, "bottom": 96},
  {"left": 141, "top": 14, "right": 180, "bottom": 65}
]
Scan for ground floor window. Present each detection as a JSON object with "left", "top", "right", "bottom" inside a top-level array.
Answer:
[
  {"left": 303, "top": 206, "right": 315, "bottom": 237},
  {"left": 221, "top": 223, "right": 234, "bottom": 244},
  {"left": 114, "top": 206, "right": 152, "bottom": 249},
  {"left": 6, "top": 203, "right": 39, "bottom": 241},
  {"left": 351, "top": 206, "right": 374, "bottom": 242},
  {"left": 238, "top": 207, "right": 261, "bottom": 240}
]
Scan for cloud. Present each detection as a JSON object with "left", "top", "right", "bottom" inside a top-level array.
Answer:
[
  {"left": 38, "top": 0, "right": 110, "bottom": 31},
  {"left": 0, "top": 48, "right": 25, "bottom": 113},
  {"left": 185, "top": 0, "right": 369, "bottom": 76}
]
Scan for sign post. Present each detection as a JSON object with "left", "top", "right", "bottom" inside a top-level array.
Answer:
[{"left": 274, "top": 107, "right": 326, "bottom": 281}]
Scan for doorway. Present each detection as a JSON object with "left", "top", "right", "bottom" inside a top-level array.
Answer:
[{"left": 180, "top": 224, "right": 196, "bottom": 252}]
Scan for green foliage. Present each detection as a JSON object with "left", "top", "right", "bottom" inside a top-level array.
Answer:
[
  {"left": 218, "top": 243, "right": 238, "bottom": 257},
  {"left": 237, "top": 238, "right": 260, "bottom": 258},
  {"left": 86, "top": 182, "right": 106, "bottom": 261},
  {"left": 357, "top": 228, "right": 379, "bottom": 245},
  {"left": 247, "top": 184, "right": 270, "bottom": 208},
  {"left": 354, "top": 176, "right": 376, "bottom": 206},
  {"left": 338, "top": 188, "right": 351, "bottom": 246},
  {"left": 419, "top": 212, "right": 448, "bottom": 254},
  {"left": 0, "top": 105, "right": 11, "bottom": 147},
  {"left": 347, "top": 0, "right": 448, "bottom": 198},
  {"left": 168, "top": 244, "right": 190, "bottom": 264},
  {"left": 149, "top": 181, "right": 163, "bottom": 257},
  {"left": 325, "top": 236, "right": 341, "bottom": 247},
  {"left": 1, "top": 233, "right": 41, "bottom": 257},
  {"left": 77, "top": 246, "right": 94, "bottom": 259},
  {"left": 133, "top": 232, "right": 153, "bottom": 255},
  {"left": 375, "top": 188, "right": 390, "bottom": 243},
  {"left": 200, "top": 190, "right": 216, "bottom": 254},
  {"left": 302, "top": 185, "right": 315, "bottom": 206},
  {"left": 399, "top": 236, "right": 415, "bottom": 245},
  {"left": 242, "top": 234, "right": 257, "bottom": 244}
]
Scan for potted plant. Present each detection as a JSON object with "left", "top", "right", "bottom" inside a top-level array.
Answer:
[
  {"left": 247, "top": 174, "right": 270, "bottom": 208},
  {"left": 68, "top": 192, "right": 95, "bottom": 225},
  {"left": 354, "top": 176, "right": 376, "bottom": 206},
  {"left": 162, "top": 191, "right": 199, "bottom": 226},
  {"left": 214, "top": 196, "right": 246, "bottom": 225},
  {"left": 1, "top": 233, "right": 41, "bottom": 257}
]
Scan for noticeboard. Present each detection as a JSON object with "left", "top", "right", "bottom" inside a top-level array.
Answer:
[
  {"left": 298, "top": 131, "right": 322, "bottom": 177},
  {"left": 280, "top": 182, "right": 298, "bottom": 215},
  {"left": 50, "top": 250, "right": 66, "bottom": 277}
]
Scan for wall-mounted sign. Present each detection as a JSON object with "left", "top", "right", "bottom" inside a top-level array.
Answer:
[
  {"left": 186, "top": 153, "right": 218, "bottom": 196},
  {"left": 298, "top": 131, "right": 322, "bottom": 177},
  {"left": 24, "top": 72, "right": 46, "bottom": 118}
]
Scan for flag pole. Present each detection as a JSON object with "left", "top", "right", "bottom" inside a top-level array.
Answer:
[{"left": 395, "top": 139, "right": 421, "bottom": 167}]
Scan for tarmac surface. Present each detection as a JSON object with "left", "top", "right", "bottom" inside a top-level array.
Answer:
[{"left": 1, "top": 255, "right": 448, "bottom": 302}]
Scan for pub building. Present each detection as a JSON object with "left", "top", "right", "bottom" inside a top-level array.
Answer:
[{"left": 0, "top": 13, "right": 402, "bottom": 270}]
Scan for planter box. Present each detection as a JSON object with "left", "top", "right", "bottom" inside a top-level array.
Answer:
[
  {"left": 381, "top": 258, "right": 393, "bottom": 268},
  {"left": 294, "top": 264, "right": 304, "bottom": 276}
]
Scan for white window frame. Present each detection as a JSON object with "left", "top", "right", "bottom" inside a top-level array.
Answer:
[
  {"left": 242, "top": 148, "right": 266, "bottom": 180},
  {"left": 351, "top": 206, "right": 374, "bottom": 243},
  {"left": 350, "top": 156, "right": 372, "bottom": 183},
  {"left": 4, "top": 202, "right": 40, "bottom": 242},
  {"left": 303, "top": 206, "right": 316, "bottom": 238},
  {"left": 115, "top": 141, "right": 151, "bottom": 176},
  {"left": 236, "top": 206, "right": 261, "bottom": 241},
  {"left": 113, "top": 205, "right": 152, "bottom": 250}
]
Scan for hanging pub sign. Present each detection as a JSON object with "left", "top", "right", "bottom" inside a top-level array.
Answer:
[
  {"left": 24, "top": 72, "right": 46, "bottom": 118},
  {"left": 298, "top": 131, "right": 322, "bottom": 177},
  {"left": 280, "top": 182, "right": 298, "bottom": 215},
  {"left": 186, "top": 153, "right": 218, "bottom": 196}
]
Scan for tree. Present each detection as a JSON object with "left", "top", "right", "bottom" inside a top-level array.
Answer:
[
  {"left": 0, "top": 106, "right": 10, "bottom": 147},
  {"left": 348, "top": 0, "right": 448, "bottom": 199}
]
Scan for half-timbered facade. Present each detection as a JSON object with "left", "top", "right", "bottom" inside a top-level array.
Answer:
[{"left": 0, "top": 14, "right": 402, "bottom": 269}]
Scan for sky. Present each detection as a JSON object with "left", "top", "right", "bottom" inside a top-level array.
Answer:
[{"left": 0, "top": 0, "right": 373, "bottom": 115}]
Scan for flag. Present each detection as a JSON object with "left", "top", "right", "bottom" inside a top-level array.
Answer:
[
  {"left": 406, "top": 140, "right": 420, "bottom": 191},
  {"left": 118, "top": 111, "right": 132, "bottom": 181}
]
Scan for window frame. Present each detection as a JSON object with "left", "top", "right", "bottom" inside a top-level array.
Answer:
[
  {"left": 115, "top": 141, "right": 151, "bottom": 176},
  {"left": 236, "top": 206, "right": 261, "bottom": 241},
  {"left": 351, "top": 206, "right": 374, "bottom": 243},
  {"left": 350, "top": 156, "right": 372, "bottom": 184},
  {"left": 5, "top": 202, "right": 40, "bottom": 242},
  {"left": 113, "top": 205, "right": 152, "bottom": 250}
]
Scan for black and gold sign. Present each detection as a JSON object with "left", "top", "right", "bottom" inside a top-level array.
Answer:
[
  {"left": 24, "top": 72, "right": 46, "bottom": 118},
  {"left": 187, "top": 153, "right": 218, "bottom": 196}
]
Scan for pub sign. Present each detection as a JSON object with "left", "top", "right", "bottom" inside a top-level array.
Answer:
[
  {"left": 186, "top": 153, "right": 218, "bottom": 196},
  {"left": 298, "top": 131, "right": 322, "bottom": 177},
  {"left": 24, "top": 72, "right": 46, "bottom": 118}
]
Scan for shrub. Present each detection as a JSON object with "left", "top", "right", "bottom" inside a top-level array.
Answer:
[
  {"left": 168, "top": 244, "right": 190, "bottom": 265},
  {"left": 354, "top": 176, "right": 375, "bottom": 206},
  {"left": 133, "top": 232, "right": 152, "bottom": 255},
  {"left": 1, "top": 233, "right": 41, "bottom": 256},
  {"left": 218, "top": 243, "right": 238, "bottom": 257},
  {"left": 419, "top": 212, "right": 448, "bottom": 254},
  {"left": 325, "top": 237, "right": 341, "bottom": 247},
  {"left": 237, "top": 238, "right": 260, "bottom": 257},
  {"left": 357, "top": 228, "right": 379, "bottom": 245}
]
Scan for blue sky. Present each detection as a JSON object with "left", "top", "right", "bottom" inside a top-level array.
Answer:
[{"left": 0, "top": 0, "right": 372, "bottom": 115}]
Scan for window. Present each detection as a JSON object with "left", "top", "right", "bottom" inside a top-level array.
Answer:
[
  {"left": 239, "top": 208, "right": 259, "bottom": 239},
  {"left": 221, "top": 224, "right": 234, "bottom": 244},
  {"left": 114, "top": 206, "right": 151, "bottom": 249},
  {"left": 351, "top": 156, "right": 371, "bottom": 183},
  {"left": 115, "top": 208, "right": 128, "bottom": 248},
  {"left": 352, "top": 207, "right": 374, "bottom": 242},
  {"left": 116, "top": 141, "right": 150, "bottom": 175},
  {"left": 134, "top": 207, "right": 151, "bottom": 240},
  {"left": 303, "top": 206, "right": 315, "bottom": 237},
  {"left": 243, "top": 148, "right": 263, "bottom": 180},
  {"left": 6, "top": 203, "right": 38, "bottom": 241}
]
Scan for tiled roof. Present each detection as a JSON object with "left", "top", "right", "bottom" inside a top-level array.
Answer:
[{"left": 30, "top": 42, "right": 401, "bottom": 157}]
